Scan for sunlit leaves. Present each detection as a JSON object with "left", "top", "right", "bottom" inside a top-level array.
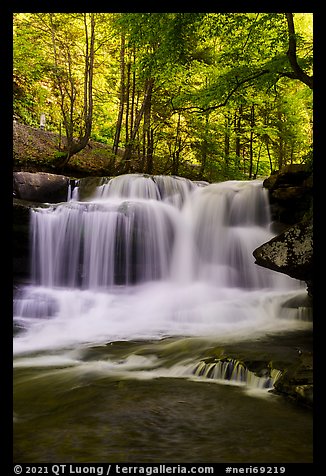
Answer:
[{"left": 13, "top": 12, "right": 313, "bottom": 179}]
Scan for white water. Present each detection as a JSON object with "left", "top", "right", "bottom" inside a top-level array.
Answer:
[{"left": 14, "top": 174, "right": 311, "bottom": 363}]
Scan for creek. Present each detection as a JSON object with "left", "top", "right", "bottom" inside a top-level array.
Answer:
[{"left": 13, "top": 174, "right": 313, "bottom": 463}]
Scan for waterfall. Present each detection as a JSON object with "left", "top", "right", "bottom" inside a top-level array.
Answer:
[
  {"left": 30, "top": 176, "right": 292, "bottom": 290},
  {"left": 14, "top": 174, "right": 309, "bottom": 357},
  {"left": 30, "top": 199, "right": 178, "bottom": 288}
]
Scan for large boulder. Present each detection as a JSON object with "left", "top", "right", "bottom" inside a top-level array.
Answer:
[
  {"left": 256, "top": 164, "right": 313, "bottom": 295},
  {"left": 263, "top": 164, "right": 311, "bottom": 189},
  {"left": 263, "top": 164, "right": 312, "bottom": 225},
  {"left": 13, "top": 171, "right": 69, "bottom": 203},
  {"left": 253, "top": 218, "right": 313, "bottom": 296}
]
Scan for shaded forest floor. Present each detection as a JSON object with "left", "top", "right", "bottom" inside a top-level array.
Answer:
[
  {"left": 13, "top": 121, "right": 117, "bottom": 178},
  {"left": 12, "top": 121, "right": 204, "bottom": 180}
]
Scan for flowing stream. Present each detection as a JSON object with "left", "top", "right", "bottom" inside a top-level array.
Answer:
[{"left": 13, "top": 174, "right": 313, "bottom": 463}]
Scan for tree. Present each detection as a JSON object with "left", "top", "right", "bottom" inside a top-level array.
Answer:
[
  {"left": 284, "top": 13, "right": 313, "bottom": 89},
  {"left": 13, "top": 13, "right": 313, "bottom": 181},
  {"left": 168, "top": 13, "right": 312, "bottom": 177},
  {"left": 48, "top": 13, "right": 96, "bottom": 168},
  {"left": 14, "top": 13, "right": 98, "bottom": 169}
]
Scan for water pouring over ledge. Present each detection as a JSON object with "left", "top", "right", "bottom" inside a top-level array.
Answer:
[{"left": 14, "top": 174, "right": 310, "bottom": 359}]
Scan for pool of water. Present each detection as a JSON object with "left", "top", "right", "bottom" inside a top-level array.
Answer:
[{"left": 14, "top": 333, "right": 313, "bottom": 463}]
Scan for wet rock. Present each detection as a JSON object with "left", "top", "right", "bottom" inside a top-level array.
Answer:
[
  {"left": 253, "top": 218, "right": 312, "bottom": 295},
  {"left": 263, "top": 164, "right": 311, "bottom": 189},
  {"left": 74, "top": 176, "right": 109, "bottom": 200},
  {"left": 273, "top": 351, "right": 313, "bottom": 407},
  {"left": 13, "top": 171, "right": 69, "bottom": 203},
  {"left": 263, "top": 164, "right": 312, "bottom": 225},
  {"left": 13, "top": 198, "right": 49, "bottom": 281}
]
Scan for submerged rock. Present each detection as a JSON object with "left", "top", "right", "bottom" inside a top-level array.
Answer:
[{"left": 192, "top": 333, "right": 313, "bottom": 408}]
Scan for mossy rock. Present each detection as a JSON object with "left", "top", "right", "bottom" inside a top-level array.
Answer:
[{"left": 273, "top": 352, "right": 313, "bottom": 407}]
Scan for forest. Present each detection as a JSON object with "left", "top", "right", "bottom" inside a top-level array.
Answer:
[
  {"left": 13, "top": 13, "right": 315, "bottom": 464},
  {"left": 13, "top": 12, "right": 313, "bottom": 182}
]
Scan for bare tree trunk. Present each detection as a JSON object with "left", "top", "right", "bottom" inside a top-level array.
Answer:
[
  {"left": 143, "top": 78, "right": 153, "bottom": 173},
  {"left": 248, "top": 104, "right": 255, "bottom": 179},
  {"left": 171, "top": 112, "right": 182, "bottom": 175},
  {"left": 254, "top": 142, "right": 262, "bottom": 178},
  {"left": 234, "top": 105, "right": 242, "bottom": 169},
  {"left": 146, "top": 128, "right": 154, "bottom": 174},
  {"left": 200, "top": 112, "right": 209, "bottom": 176},
  {"left": 265, "top": 140, "right": 273, "bottom": 174},
  {"left": 125, "top": 61, "right": 131, "bottom": 144},
  {"left": 277, "top": 109, "right": 285, "bottom": 169},
  {"left": 224, "top": 113, "right": 231, "bottom": 167},
  {"left": 123, "top": 77, "right": 154, "bottom": 166},
  {"left": 130, "top": 47, "right": 136, "bottom": 138},
  {"left": 113, "top": 33, "right": 126, "bottom": 155}
]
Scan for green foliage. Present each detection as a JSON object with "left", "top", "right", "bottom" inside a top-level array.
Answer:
[{"left": 13, "top": 12, "right": 313, "bottom": 181}]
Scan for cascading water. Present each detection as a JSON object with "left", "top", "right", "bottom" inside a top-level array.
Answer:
[
  {"left": 14, "top": 174, "right": 310, "bottom": 358},
  {"left": 13, "top": 174, "right": 313, "bottom": 463}
]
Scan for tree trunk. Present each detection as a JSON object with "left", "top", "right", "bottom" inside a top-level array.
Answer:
[
  {"left": 224, "top": 113, "right": 231, "bottom": 168},
  {"left": 254, "top": 142, "right": 262, "bottom": 178},
  {"left": 112, "top": 33, "right": 126, "bottom": 155},
  {"left": 200, "top": 112, "right": 209, "bottom": 176},
  {"left": 266, "top": 140, "right": 273, "bottom": 174},
  {"left": 146, "top": 128, "right": 154, "bottom": 174},
  {"left": 125, "top": 61, "right": 131, "bottom": 144},
  {"left": 171, "top": 112, "right": 182, "bottom": 175},
  {"left": 130, "top": 47, "right": 136, "bottom": 139},
  {"left": 285, "top": 13, "right": 313, "bottom": 89},
  {"left": 143, "top": 78, "right": 154, "bottom": 173},
  {"left": 123, "top": 77, "right": 154, "bottom": 166},
  {"left": 248, "top": 104, "right": 255, "bottom": 179},
  {"left": 277, "top": 109, "right": 285, "bottom": 170},
  {"left": 235, "top": 105, "right": 242, "bottom": 169}
]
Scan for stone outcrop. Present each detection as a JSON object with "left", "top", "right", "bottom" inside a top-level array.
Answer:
[
  {"left": 263, "top": 164, "right": 312, "bottom": 225},
  {"left": 253, "top": 218, "right": 313, "bottom": 295},
  {"left": 253, "top": 164, "right": 313, "bottom": 296},
  {"left": 251, "top": 164, "right": 314, "bottom": 408},
  {"left": 13, "top": 171, "right": 69, "bottom": 203}
]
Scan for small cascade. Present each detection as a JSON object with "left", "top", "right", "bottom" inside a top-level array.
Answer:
[
  {"left": 96, "top": 174, "right": 162, "bottom": 200},
  {"left": 192, "top": 358, "right": 283, "bottom": 389},
  {"left": 67, "top": 178, "right": 80, "bottom": 201},
  {"left": 93, "top": 173, "right": 197, "bottom": 207}
]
